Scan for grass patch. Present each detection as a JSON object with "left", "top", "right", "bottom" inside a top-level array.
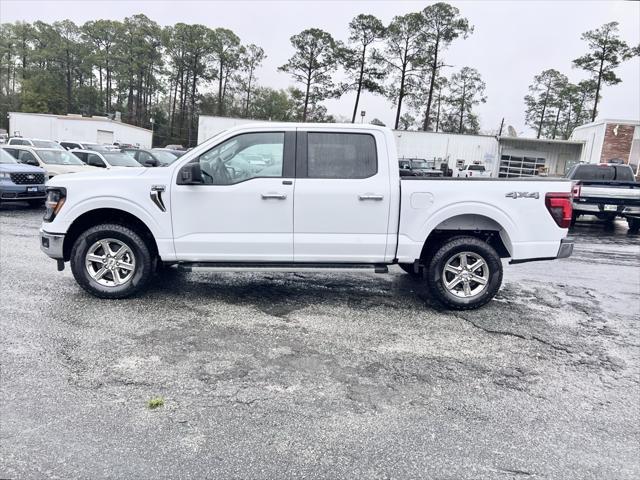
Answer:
[{"left": 147, "top": 396, "right": 165, "bottom": 410}]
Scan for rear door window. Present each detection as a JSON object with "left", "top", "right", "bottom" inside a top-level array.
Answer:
[{"left": 306, "top": 132, "right": 377, "bottom": 179}]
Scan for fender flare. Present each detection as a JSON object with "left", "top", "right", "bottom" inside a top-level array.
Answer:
[{"left": 414, "top": 201, "right": 519, "bottom": 252}]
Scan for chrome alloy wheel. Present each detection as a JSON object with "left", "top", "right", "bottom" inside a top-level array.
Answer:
[
  {"left": 442, "top": 251, "right": 489, "bottom": 298},
  {"left": 85, "top": 238, "right": 136, "bottom": 287}
]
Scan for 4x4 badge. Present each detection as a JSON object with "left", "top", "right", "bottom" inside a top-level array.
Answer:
[{"left": 505, "top": 191, "right": 539, "bottom": 199}]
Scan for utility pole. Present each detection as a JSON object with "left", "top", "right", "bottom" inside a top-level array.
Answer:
[{"left": 498, "top": 118, "right": 504, "bottom": 137}]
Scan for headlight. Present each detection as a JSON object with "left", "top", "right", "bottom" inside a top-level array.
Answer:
[
  {"left": 0, "top": 172, "right": 9, "bottom": 179},
  {"left": 44, "top": 187, "right": 67, "bottom": 222}
]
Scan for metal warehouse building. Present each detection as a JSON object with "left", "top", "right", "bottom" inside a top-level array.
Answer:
[
  {"left": 8, "top": 112, "right": 153, "bottom": 148},
  {"left": 197, "top": 115, "right": 587, "bottom": 178},
  {"left": 570, "top": 119, "right": 640, "bottom": 175}
]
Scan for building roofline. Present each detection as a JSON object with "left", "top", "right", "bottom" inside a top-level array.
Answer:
[
  {"left": 498, "top": 136, "right": 585, "bottom": 146},
  {"left": 572, "top": 119, "right": 640, "bottom": 130},
  {"left": 8, "top": 112, "right": 152, "bottom": 133}
]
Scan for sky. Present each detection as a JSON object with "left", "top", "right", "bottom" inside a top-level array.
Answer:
[{"left": 1, "top": 0, "right": 639, "bottom": 137}]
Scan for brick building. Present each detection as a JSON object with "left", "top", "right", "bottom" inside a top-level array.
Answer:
[{"left": 570, "top": 119, "right": 640, "bottom": 175}]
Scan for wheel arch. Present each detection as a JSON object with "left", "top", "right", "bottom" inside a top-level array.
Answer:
[
  {"left": 418, "top": 212, "right": 513, "bottom": 261},
  {"left": 63, "top": 208, "right": 159, "bottom": 261}
]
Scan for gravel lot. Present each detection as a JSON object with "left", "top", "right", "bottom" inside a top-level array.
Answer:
[{"left": 1, "top": 204, "right": 639, "bottom": 479}]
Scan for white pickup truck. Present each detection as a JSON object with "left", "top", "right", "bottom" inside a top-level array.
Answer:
[{"left": 40, "top": 124, "right": 574, "bottom": 309}]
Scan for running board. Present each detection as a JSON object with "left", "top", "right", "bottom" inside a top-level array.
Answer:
[{"left": 178, "top": 262, "right": 389, "bottom": 274}]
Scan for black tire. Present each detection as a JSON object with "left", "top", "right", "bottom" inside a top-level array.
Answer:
[
  {"left": 570, "top": 212, "right": 578, "bottom": 227},
  {"left": 399, "top": 263, "right": 422, "bottom": 278},
  {"left": 426, "top": 236, "right": 503, "bottom": 310},
  {"left": 70, "top": 223, "right": 153, "bottom": 299},
  {"left": 628, "top": 217, "right": 640, "bottom": 234},
  {"left": 28, "top": 199, "right": 45, "bottom": 208}
]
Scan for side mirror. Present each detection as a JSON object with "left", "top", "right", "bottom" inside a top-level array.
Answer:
[
  {"left": 24, "top": 158, "right": 39, "bottom": 167},
  {"left": 178, "top": 162, "right": 204, "bottom": 185},
  {"left": 144, "top": 159, "right": 159, "bottom": 167}
]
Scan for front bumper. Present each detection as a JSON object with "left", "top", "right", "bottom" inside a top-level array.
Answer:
[
  {"left": 0, "top": 183, "right": 46, "bottom": 201},
  {"left": 40, "top": 229, "right": 65, "bottom": 260}
]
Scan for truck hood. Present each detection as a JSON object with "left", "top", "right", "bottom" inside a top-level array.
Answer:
[
  {"left": 47, "top": 166, "right": 150, "bottom": 187},
  {"left": 46, "top": 164, "right": 105, "bottom": 176},
  {"left": 0, "top": 163, "right": 45, "bottom": 174}
]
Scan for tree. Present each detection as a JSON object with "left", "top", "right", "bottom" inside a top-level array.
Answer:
[
  {"left": 250, "top": 87, "right": 296, "bottom": 121},
  {"left": 441, "top": 66, "right": 486, "bottom": 134},
  {"left": 524, "top": 69, "right": 567, "bottom": 138},
  {"left": 339, "top": 14, "right": 386, "bottom": 123},
  {"left": 374, "top": 13, "right": 428, "bottom": 129},
  {"left": 279, "top": 28, "right": 338, "bottom": 122},
  {"left": 370, "top": 118, "right": 385, "bottom": 126},
  {"left": 82, "top": 20, "right": 121, "bottom": 113},
  {"left": 573, "top": 22, "right": 636, "bottom": 122},
  {"left": 398, "top": 112, "right": 417, "bottom": 130},
  {"left": 211, "top": 27, "right": 241, "bottom": 116},
  {"left": 237, "top": 44, "right": 265, "bottom": 117},
  {"left": 420, "top": 2, "right": 472, "bottom": 131}
]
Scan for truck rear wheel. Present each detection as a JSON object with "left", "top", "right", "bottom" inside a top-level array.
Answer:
[
  {"left": 426, "top": 236, "right": 503, "bottom": 310},
  {"left": 628, "top": 217, "right": 640, "bottom": 234},
  {"left": 70, "top": 223, "right": 153, "bottom": 299}
]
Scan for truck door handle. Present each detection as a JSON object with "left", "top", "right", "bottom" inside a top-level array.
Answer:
[
  {"left": 261, "top": 193, "right": 287, "bottom": 200},
  {"left": 358, "top": 194, "right": 384, "bottom": 201}
]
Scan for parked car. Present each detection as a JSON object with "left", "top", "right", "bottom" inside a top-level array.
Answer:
[
  {"left": 0, "top": 148, "right": 47, "bottom": 206},
  {"left": 7, "top": 138, "right": 64, "bottom": 149},
  {"left": 457, "top": 163, "right": 491, "bottom": 178},
  {"left": 1, "top": 145, "right": 101, "bottom": 179},
  {"left": 153, "top": 148, "right": 187, "bottom": 158},
  {"left": 121, "top": 148, "right": 179, "bottom": 167},
  {"left": 40, "top": 123, "right": 574, "bottom": 309},
  {"left": 71, "top": 150, "right": 142, "bottom": 169},
  {"left": 165, "top": 144, "right": 185, "bottom": 150},
  {"left": 566, "top": 163, "right": 640, "bottom": 232},
  {"left": 60, "top": 141, "right": 110, "bottom": 152},
  {"left": 399, "top": 158, "right": 443, "bottom": 177}
]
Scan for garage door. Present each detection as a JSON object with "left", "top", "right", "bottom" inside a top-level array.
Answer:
[{"left": 97, "top": 130, "right": 114, "bottom": 144}]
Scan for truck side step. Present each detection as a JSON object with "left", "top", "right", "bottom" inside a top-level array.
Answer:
[{"left": 178, "top": 262, "right": 389, "bottom": 274}]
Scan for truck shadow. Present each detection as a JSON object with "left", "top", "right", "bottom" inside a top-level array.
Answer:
[{"left": 146, "top": 268, "right": 443, "bottom": 316}]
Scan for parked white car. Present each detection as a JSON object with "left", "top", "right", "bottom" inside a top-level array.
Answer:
[
  {"left": 7, "top": 138, "right": 64, "bottom": 149},
  {"left": 1, "top": 145, "right": 101, "bottom": 179},
  {"left": 70, "top": 149, "right": 142, "bottom": 169},
  {"left": 457, "top": 164, "right": 491, "bottom": 178},
  {"left": 40, "top": 123, "right": 574, "bottom": 309},
  {"left": 59, "top": 141, "right": 110, "bottom": 151}
]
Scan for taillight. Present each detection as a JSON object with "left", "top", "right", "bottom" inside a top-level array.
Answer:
[
  {"left": 44, "top": 187, "right": 66, "bottom": 222},
  {"left": 572, "top": 182, "right": 581, "bottom": 198},
  {"left": 545, "top": 192, "right": 572, "bottom": 228}
]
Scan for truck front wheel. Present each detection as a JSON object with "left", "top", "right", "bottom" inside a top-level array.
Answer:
[
  {"left": 426, "top": 236, "right": 503, "bottom": 310},
  {"left": 70, "top": 223, "right": 153, "bottom": 299}
]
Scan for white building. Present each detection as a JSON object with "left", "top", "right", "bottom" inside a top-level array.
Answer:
[
  {"left": 8, "top": 112, "right": 153, "bottom": 147},
  {"left": 197, "top": 115, "right": 263, "bottom": 145},
  {"left": 570, "top": 119, "right": 640, "bottom": 175}
]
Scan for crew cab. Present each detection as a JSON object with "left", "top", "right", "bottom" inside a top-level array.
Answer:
[
  {"left": 60, "top": 141, "right": 110, "bottom": 151},
  {"left": 40, "top": 124, "right": 574, "bottom": 310},
  {"left": 567, "top": 163, "right": 640, "bottom": 232},
  {"left": 71, "top": 149, "right": 142, "bottom": 169},
  {"left": 1, "top": 145, "right": 101, "bottom": 179},
  {"left": 0, "top": 148, "right": 47, "bottom": 206}
]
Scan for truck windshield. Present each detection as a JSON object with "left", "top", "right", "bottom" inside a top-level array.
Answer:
[
  {"left": 102, "top": 152, "right": 141, "bottom": 167},
  {"left": 570, "top": 164, "right": 635, "bottom": 181},
  {"left": 468, "top": 165, "right": 486, "bottom": 171},
  {"left": 36, "top": 150, "right": 85, "bottom": 165},
  {"left": 32, "top": 140, "right": 63, "bottom": 149},
  {"left": 0, "top": 149, "right": 17, "bottom": 164}
]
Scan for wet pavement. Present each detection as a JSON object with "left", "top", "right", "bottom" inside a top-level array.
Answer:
[{"left": 1, "top": 204, "right": 639, "bottom": 479}]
